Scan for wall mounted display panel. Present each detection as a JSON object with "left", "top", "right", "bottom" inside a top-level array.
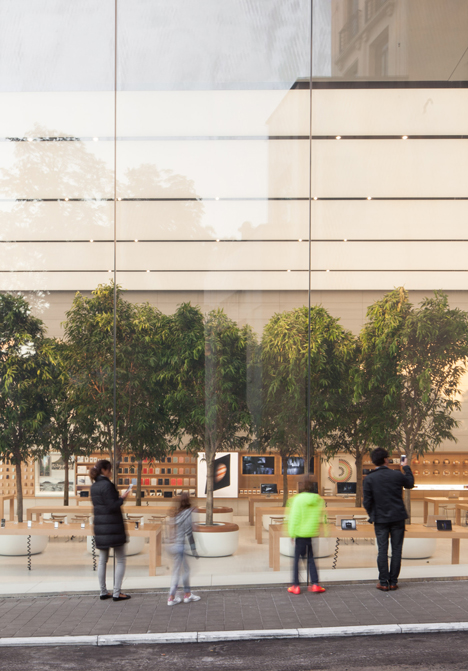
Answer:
[{"left": 197, "top": 453, "right": 239, "bottom": 499}]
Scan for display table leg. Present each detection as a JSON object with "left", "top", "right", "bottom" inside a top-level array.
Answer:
[
  {"left": 452, "top": 538, "right": 460, "bottom": 565},
  {"left": 27, "top": 535, "right": 32, "bottom": 571},
  {"left": 273, "top": 529, "right": 281, "bottom": 571},
  {"left": 269, "top": 528, "right": 273, "bottom": 568},
  {"left": 148, "top": 532, "right": 157, "bottom": 576},
  {"left": 156, "top": 528, "right": 162, "bottom": 567},
  {"left": 423, "top": 501, "right": 429, "bottom": 524},
  {"left": 256, "top": 514, "right": 263, "bottom": 544},
  {"left": 456, "top": 508, "right": 461, "bottom": 526},
  {"left": 249, "top": 501, "right": 254, "bottom": 526}
]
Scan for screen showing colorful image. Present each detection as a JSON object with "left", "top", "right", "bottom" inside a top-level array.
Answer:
[{"left": 242, "top": 456, "right": 275, "bottom": 475}]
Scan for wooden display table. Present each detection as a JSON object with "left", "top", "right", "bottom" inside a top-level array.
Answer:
[
  {"left": 0, "top": 494, "right": 15, "bottom": 518},
  {"left": 455, "top": 503, "right": 468, "bottom": 526},
  {"left": 255, "top": 505, "right": 367, "bottom": 544},
  {"left": 248, "top": 495, "right": 359, "bottom": 526},
  {"left": 26, "top": 504, "right": 175, "bottom": 522},
  {"left": 268, "top": 522, "right": 468, "bottom": 571},
  {"left": 422, "top": 497, "right": 464, "bottom": 524},
  {"left": 0, "top": 521, "right": 162, "bottom": 575}
]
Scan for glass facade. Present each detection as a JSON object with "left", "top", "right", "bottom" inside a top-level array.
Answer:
[{"left": 1, "top": 0, "right": 468, "bottom": 589}]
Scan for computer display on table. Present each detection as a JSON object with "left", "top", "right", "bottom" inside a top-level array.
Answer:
[
  {"left": 337, "top": 482, "right": 356, "bottom": 495},
  {"left": 261, "top": 483, "right": 278, "bottom": 495}
]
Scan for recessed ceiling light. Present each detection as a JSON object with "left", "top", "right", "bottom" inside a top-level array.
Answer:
[
  {"left": 216, "top": 239, "right": 220, "bottom": 242},
  {"left": 287, "top": 269, "right": 291, "bottom": 272},
  {"left": 313, "top": 196, "right": 318, "bottom": 200},
  {"left": 134, "top": 239, "right": 138, "bottom": 242},
  {"left": 343, "top": 238, "right": 347, "bottom": 242},
  {"left": 335, "top": 136, "right": 341, "bottom": 140},
  {"left": 326, "top": 269, "right": 330, "bottom": 272},
  {"left": 117, "top": 197, "right": 121, "bottom": 201},
  {"left": 214, "top": 197, "right": 220, "bottom": 201},
  {"left": 298, "top": 239, "right": 302, "bottom": 242},
  {"left": 367, "top": 196, "right": 372, "bottom": 200},
  {"left": 27, "top": 137, "right": 33, "bottom": 142},
  {"left": 402, "top": 135, "right": 408, "bottom": 140},
  {"left": 64, "top": 197, "right": 69, "bottom": 201},
  {"left": 146, "top": 270, "right": 150, "bottom": 273},
  {"left": 93, "top": 137, "right": 99, "bottom": 142},
  {"left": 90, "top": 239, "right": 94, "bottom": 243},
  {"left": 108, "top": 269, "right": 112, "bottom": 273}
]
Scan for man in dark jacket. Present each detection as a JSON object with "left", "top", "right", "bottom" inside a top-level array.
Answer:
[{"left": 363, "top": 447, "right": 414, "bottom": 592}]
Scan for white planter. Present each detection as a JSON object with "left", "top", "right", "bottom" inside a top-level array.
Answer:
[
  {"left": 192, "top": 507, "right": 233, "bottom": 524},
  {"left": 396, "top": 537, "right": 437, "bottom": 559},
  {"left": 280, "top": 536, "right": 334, "bottom": 559},
  {"left": 188, "top": 522, "right": 239, "bottom": 557},
  {"left": 86, "top": 535, "right": 145, "bottom": 556},
  {"left": 263, "top": 514, "right": 287, "bottom": 531},
  {"left": 0, "top": 535, "right": 48, "bottom": 556}
]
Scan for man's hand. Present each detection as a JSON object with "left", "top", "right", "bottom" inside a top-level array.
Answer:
[{"left": 401, "top": 457, "right": 408, "bottom": 468}]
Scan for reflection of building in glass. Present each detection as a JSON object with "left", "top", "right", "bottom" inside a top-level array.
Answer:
[{"left": 332, "top": 0, "right": 468, "bottom": 80}]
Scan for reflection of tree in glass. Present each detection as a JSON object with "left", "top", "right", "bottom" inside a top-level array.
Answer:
[
  {"left": 122, "top": 163, "right": 213, "bottom": 240},
  {"left": 0, "top": 124, "right": 113, "bottom": 239}
]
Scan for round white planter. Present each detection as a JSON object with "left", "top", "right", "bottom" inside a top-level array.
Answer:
[
  {"left": 188, "top": 522, "right": 239, "bottom": 557},
  {"left": 192, "top": 507, "right": 234, "bottom": 524},
  {"left": 280, "top": 536, "right": 334, "bottom": 559},
  {"left": 263, "top": 514, "right": 287, "bottom": 531},
  {"left": 86, "top": 535, "right": 145, "bottom": 556},
  {"left": 0, "top": 535, "right": 48, "bottom": 556},
  {"left": 391, "top": 537, "right": 436, "bottom": 559}
]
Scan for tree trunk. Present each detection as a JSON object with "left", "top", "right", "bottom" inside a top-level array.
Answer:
[
  {"left": 205, "top": 452, "right": 214, "bottom": 526},
  {"left": 15, "top": 460, "right": 23, "bottom": 523},
  {"left": 136, "top": 460, "right": 142, "bottom": 506},
  {"left": 355, "top": 452, "right": 363, "bottom": 508},
  {"left": 64, "top": 457, "right": 69, "bottom": 506},
  {"left": 281, "top": 455, "right": 289, "bottom": 506},
  {"left": 403, "top": 449, "right": 413, "bottom": 524}
]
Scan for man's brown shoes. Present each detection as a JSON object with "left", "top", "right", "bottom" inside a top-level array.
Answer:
[{"left": 376, "top": 583, "right": 389, "bottom": 592}]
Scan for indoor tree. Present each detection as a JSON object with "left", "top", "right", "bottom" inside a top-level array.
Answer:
[
  {"left": 63, "top": 283, "right": 175, "bottom": 497},
  {"left": 360, "top": 288, "right": 468, "bottom": 519},
  {"left": 0, "top": 293, "right": 51, "bottom": 522},
  {"left": 254, "top": 306, "right": 354, "bottom": 505},
  {"left": 161, "top": 304, "right": 256, "bottom": 526},
  {"left": 38, "top": 339, "right": 96, "bottom": 505}
]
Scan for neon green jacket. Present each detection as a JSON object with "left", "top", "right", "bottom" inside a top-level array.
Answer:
[{"left": 287, "top": 492, "right": 325, "bottom": 538}]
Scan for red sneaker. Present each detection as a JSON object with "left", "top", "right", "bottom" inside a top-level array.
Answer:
[
  {"left": 287, "top": 585, "right": 301, "bottom": 595},
  {"left": 308, "top": 584, "right": 326, "bottom": 593}
]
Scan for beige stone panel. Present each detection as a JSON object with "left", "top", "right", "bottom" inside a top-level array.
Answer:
[
  {"left": 0, "top": 93, "right": 114, "bottom": 138},
  {"left": 117, "top": 139, "right": 306, "bottom": 200},
  {"left": 310, "top": 200, "right": 468, "bottom": 241},
  {"left": 117, "top": 240, "right": 308, "bottom": 271},
  {"left": 311, "top": 89, "right": 468, "bottom": 137},
  {"left": 116, "top": 199, "right": 309, "bottom": 242},
  {"left": 310, "top": 140, "right": 468, "bottom": 199},
  {"left": 0, "top": 242, "right": 113, "bottom": 271},
  {"left": 0, "top": 141, "right": 114, "bottom": 199},
  {"left": 0, "top": 201, "right": 113, "bottom": 241}
]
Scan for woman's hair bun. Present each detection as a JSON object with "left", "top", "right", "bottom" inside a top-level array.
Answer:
[{"left": 89, "top": 459, "right": 112, "bottom": 481}]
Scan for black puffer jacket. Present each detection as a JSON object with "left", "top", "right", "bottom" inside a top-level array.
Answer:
[{"left": 91, "top": 475, "right": 127, "bottom": 549}]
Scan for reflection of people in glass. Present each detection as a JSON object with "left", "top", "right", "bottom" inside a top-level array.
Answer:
[{"left": 287, "top": 479, "right": 326, "bottom": 595}]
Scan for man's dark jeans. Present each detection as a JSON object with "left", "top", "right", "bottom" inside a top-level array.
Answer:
[
  {"left": 374, "top": 519, "right": 406, "bottom": 586},
  {"left": 293, "top": 537, "right": 319, "bottom": 586}
]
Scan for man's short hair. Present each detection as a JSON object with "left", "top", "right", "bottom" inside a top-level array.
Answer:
[{"left": 371, "top": 448, "right": 388, "bottom": 467}]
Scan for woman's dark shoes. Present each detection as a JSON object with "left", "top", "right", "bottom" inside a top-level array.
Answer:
[
  {"left": 100, "top": 593, "right": 112, "bottom": 600},
  {"left": 113, "top": 593, "right": 132, "bottom": 602}
]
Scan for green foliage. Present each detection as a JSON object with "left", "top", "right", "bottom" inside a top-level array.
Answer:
[
  {"left": 256, "top": 306, "right": 354, "bottom": 503},
  {"left": 0, "top": 293, "right": 52, "bottom": 521},
  {"left": 161, "top": 304, "right": 256, "bottom": 524},
  {"left": 63, "top": 283, "right": 175, "bottom": 493},
  {"left": 361, "top": 289, "right": 468, "bottom": 519}
]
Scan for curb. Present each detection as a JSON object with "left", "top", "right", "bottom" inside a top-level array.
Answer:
[{"left": 2, "top": 622, "right": 468, "bottom": 647}]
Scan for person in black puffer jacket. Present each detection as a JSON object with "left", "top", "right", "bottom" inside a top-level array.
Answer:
[{"left": 90, "top": 459, "right": 130, "bottom": 602}]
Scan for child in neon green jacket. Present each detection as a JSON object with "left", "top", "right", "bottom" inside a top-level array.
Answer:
[{"left": 287, "top": 482, "right": 327, "bottom": 595}]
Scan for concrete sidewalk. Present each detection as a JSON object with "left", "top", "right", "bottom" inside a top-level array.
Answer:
[{"left": 1, "top": 580, "right": 468, "bottom": 641}]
